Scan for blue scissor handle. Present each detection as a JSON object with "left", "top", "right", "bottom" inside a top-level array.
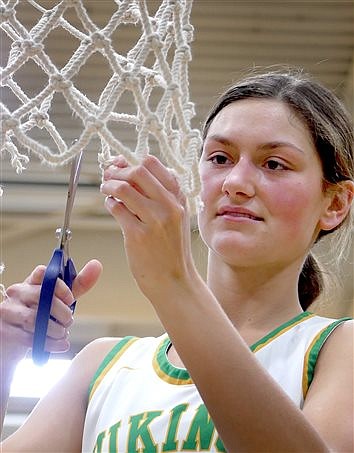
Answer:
[
  {"left": 64, "top": 256, "right": 77, "bottom": 311},
  {"left": 32, "top": 249, "right": 76, "bottom": 366}
]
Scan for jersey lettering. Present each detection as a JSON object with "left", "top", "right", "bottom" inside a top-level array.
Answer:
[
  {"left": 162, "top": 403, "right": 189, "bottom": 451},
  {"left": 108, "top": 421, "right": 121, "bottom": 452},
  {"left": 182, "top": 404, "right": 217, "bottom": 451},
  {"left": 93, "top": 430, "right": 106, "bottom": 453},
  {"left": 92, "top": 404, "right": 226, "bottom": 452},
  {"left": 127, "top": 410, "right": 163, "bottom": 452}
]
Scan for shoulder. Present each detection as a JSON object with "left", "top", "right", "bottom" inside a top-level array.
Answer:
[
  {"left": 301, "top": 313, "right": 352, "bottom": 362},
  {"left": 82, "top": 335, "right": 166, "bottom": 403},
  {"left": 71, "top": 336, "right": 124, "bottom": 377},
  {"left": 72, "top": 335, "right": 157, "bottom": 391},
  {"left": 304, "top": 318, "right": 353, "bottom": 396},
  {"left": 315, "top": 318, "right": 353, "bottom": 369},
  {"left": 78, "top": 335, "right": 165, "bottom": 372}
]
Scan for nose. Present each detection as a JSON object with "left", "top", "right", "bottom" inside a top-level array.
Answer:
[{"left": 222, "top": 157, "right": 256, "bottom": 199}]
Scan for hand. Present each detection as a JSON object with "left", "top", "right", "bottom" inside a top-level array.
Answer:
[
  {"left": 0, "top": 260, "right": 102, "bottom": 364},
  {"left": 100, "top": 155, "right": 197, "bottom": 300}
]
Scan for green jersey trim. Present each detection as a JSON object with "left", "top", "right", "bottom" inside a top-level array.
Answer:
[
  {"left": 250, "top": 311, "right": 314, "bottom": 352},
  {"left": 153, "top": 312, "right": 314, "bottom": 385},
  {"left": 153, "top": 336, "right": 193, "bottom": 385},
  {"left": 88, "top": 336, "right": 138, "bottom": 400},
  {"left": 302, "top": 317, "right": 351, "bottom": 398}
]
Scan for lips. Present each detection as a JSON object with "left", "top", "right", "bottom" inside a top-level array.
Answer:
[{"left": 217, "top": 206, "right": 263, "bottom": 221}]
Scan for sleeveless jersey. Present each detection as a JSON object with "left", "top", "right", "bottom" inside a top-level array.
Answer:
[{"left": 82, "top": 311, "right": 350, "bottom": 452}]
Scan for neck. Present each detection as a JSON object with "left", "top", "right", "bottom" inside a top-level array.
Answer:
[{"left": 206, "top": 251, "right": 304, "bottom": 333}]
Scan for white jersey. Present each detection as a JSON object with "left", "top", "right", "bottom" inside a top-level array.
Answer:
[{"left": 82, "top": 312, "right": 350, "bottom": 452}]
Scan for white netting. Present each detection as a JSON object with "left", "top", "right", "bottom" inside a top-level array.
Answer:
[{"left": 0, "top": 0, "right": 202, "bottom": 210}]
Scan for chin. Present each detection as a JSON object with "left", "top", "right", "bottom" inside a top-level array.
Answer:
[{"left": 209, "top": 235, "right": 261, "bottom": 264}]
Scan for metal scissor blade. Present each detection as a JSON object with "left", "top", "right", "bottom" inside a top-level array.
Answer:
[{"left": 57, "top": 151, "right": 83, "bottom": 250}]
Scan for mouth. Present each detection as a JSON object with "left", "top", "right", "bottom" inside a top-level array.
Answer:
[{"left": 217, "top": 208, "right": 263, "bottom": 221}]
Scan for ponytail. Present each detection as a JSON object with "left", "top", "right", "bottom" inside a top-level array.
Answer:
[{"left": 298, "top": 254, "right": 324, "bottom": 311}]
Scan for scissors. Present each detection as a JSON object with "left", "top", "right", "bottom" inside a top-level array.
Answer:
[{"left": 32, "top": 150, "right": 83, "bottom": 366}]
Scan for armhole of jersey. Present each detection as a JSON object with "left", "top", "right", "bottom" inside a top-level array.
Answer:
[
  {"left": 88, "top": 336, "right": 139, "bottom": 401},
  {"left": 302, "top": 317, "right": 351, "bottom": 399}
]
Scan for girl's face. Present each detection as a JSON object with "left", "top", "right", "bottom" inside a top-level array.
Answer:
[{"left": 198, "top": 99, "right": 332, "bottom": 269}]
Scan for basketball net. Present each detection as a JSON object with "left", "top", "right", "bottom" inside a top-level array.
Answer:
[{"left": 1, "top": 0, "right": 202, "bottom": 208}]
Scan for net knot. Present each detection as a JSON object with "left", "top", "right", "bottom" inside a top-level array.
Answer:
[
  {"left": 123, "top": 7, "right": 140, "bottom": 23},
  {"left": 184, "top": 101, "right": 196, "bottom": 118},
  {"left": 1, "top": 114, "right": 19, "bottom": 132},
  {"left": 21, "top": 39, "right": 44, "bottom": 57},
  {"left": 183, "top": 24, "right": 194, "bottom": 42},
  {"left": 145, "top": 114, "right": 162, "bottom": 133},
  {"left": 87, "top": 116, "right": 105, "bottom": 131},
  {"left": 167, "top": 82, "right": 180, "bottom": 96},
  {"left": 0, "top": 6, "right": 14, "bottom": 22},
  {"left": 176, "top": 44, "right": 191, "bottom": 60},
  {"left": 50, "top": 73, "right": 73, "bottom": 92},
  {"left": 146, "top": 33, "right": 163, "bottom": 50},
  {"left": 90, "top": 31, "right": 110, "bottom": 49},
  {"left": 29, "top": 111, "right": 49, "bottom": 128},
  {"left": 120, "top": 71, "right": 138, "bottom": 89}
]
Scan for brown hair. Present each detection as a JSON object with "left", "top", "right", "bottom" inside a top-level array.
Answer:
[{"left": 202, "top": 69, "right": 354, "bottom": 310}]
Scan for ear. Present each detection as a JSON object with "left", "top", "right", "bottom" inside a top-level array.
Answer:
[{"left": 319, "top": 180, "right": 354, "bottom": 231}]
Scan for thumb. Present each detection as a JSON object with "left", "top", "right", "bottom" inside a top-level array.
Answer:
[{"left": 72, "top": 259, "right": 103, "bottom": 299}]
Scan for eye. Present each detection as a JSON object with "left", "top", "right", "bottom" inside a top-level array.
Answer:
[
  {"left": 209, "top": 154, "right": 232, "bottom": 165},
  {"left": 264, "top": 159, "right": 288, "bottom": 170}
]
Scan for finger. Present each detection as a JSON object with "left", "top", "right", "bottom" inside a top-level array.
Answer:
[
  {"left": 104, "top": 196, "right": 141, "bottom": 231},
  {"left": 103, "top": 155, "right": 129, "bottom": 183},
  {"left": 24, "top": 314, "right": 69, "bottom": 341},
  {"left": 107, "top": 154, "right": 130, "bottom": 171},
  {"left": 24, "top": 265, "right": 47, "bottom": 285},
  {"left": 49, "top": 298, "right": 74, "bottom": 327},
  {"left": 24, "top": 265, "right": 76, "bottom": 306},
  {"left": 44, "top": 335, "right": 70, "bottom": 353},
  {"left": 11, "top": 277, "right": 73, "bottom": 310},
  {"left": 4, "top": 326, "right": 71, "bottom": 354},
  {"left": 52, "top": 278, "right": 76, "bottom": 307},
  {"left": 2, "top": 298, "right": 72, "bottom": 333},
  {"left": 22, "top": 265, "right": 74, "bottom": 308},
  {"left": 111, "top": 154, "right": 129, "bottom": 166},
  {"left": 101, "top": 178, "right": 147, "bottom": 218},
  {"left": 142, "top": 155, "right": 182, "bottom": 197},
  {"left": 72, "top": 259, "right": 102, "bottom": 299},
  {"left": 103, "top": 160, "right": 172, "bottom": 203},
  {"left": 5, "top": 283, "right": 42, "bottom": 308}
]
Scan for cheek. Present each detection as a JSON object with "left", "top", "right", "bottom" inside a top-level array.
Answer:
[
  {"left": 199, "top": 168, "right": 219, "bottom": 205},
  {"left": 267, "top": 180, "right": 322, "bottom": 231},
  {"left": 197, "top": 171, "right": 219, "bottom": 231}
]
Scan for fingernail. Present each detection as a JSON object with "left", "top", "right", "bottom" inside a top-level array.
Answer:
[
  {"left": 112, "top": 155, "right": 128, "bottom": 167},
  {"left": 105, "top": 196, "right": 118, "bottom": 209}
]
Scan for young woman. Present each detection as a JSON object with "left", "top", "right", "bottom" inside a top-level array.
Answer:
[{"left": 1, "top": 70, "right": 353, "bottom": 452}]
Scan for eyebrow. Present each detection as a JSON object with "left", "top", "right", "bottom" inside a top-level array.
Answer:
[
  {"left": 205, "top": 134, "right": 305, "bottom": 154},
  {"left": 205, "top": 134, "right": 234, "bottom": 147},
  {"left": 261, "top": 141, "right": 305, "bottom": 154}
]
